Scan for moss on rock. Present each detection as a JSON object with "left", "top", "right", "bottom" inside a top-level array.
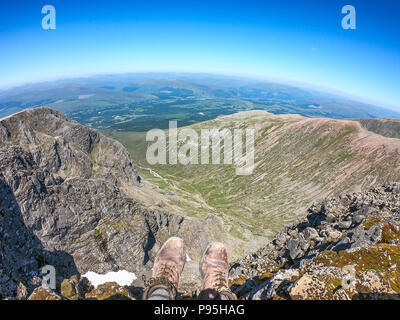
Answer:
[
  {"left": 85, "top": 282, "right": 133, "bottom": 300},
  {"left": 28, "top": 287, "right": 63, "bottom": 300}
]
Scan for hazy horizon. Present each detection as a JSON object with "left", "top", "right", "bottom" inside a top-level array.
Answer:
[
  {"left": 1, "top": 71, "right": 399, "bottom": 114},
  {"left": 1, "top": 0, "right": 399, "bottom": 111}
]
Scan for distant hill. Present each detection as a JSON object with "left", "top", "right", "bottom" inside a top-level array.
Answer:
[
  {"left": 357, "top": 118, "right": 400, "bottom": 139},
  {"left": 110, "top": 110, "right": 400, "bottom": 251},
  {"left": 1, "top": 73, "right": 399, "bottom": 123}
]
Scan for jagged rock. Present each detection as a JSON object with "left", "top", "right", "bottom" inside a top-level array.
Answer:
[
  {"left": 288, "top": 275, "right": 328, "bottom": 300},
  {"left": 321, "top": 228, "right": 342, "bottom": 242},
  {"left": 332, "top": 288, "right": 351, "bottom": 300},
  {"left": 343, "top": 224, "right": 382, "bottom": 253},
  {"left": 238, "top": 269, "right": 299, "bottom": 300},
  {"left": 85, "top": 282, "right": 134, "bottom": 300},
  {"left": 229, "top": 183, "right": 400, "bottom": 300},
  {"left": 303, "top": 227, "right": 319, "bottom": 240},
  {"left": 60, "top": 278, "right": 79, "bottom": 300},
  {"left": 353, "top": 214, "right": 365, "bottom": 224},
  {"left": 0, "top": 107, "right": 226, "bottom": 299},
  {"left": 356, "top": 270, "right": 396, "bottom": 296},
  {"left": 16, "top": 282, "right": 28, "bottom": 300},
  {"left": 77, "top": 277, "right": 93, "bottom": 298},
  {"left": 234, "top": 279, "right": 259, "bottom": 299},
  {"left": 273, "top": 233, "right": 288, "bottom": 246},
  {"left": 287, "top": 239, "right": 303, "bottom": 260},
  {"left": 325, "top": 213, "right": 336, "bottom": 223},
  {"left": 338, "top": 220, "right": 352, "bottom": 230},
  {"left": 28, "top": 287, "right": 63, "bottom": 300}
]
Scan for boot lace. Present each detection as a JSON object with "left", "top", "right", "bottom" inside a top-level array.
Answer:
[
  {"left": 143, "top": 263, "right": 178, "bottom": 294},
  {"left": 213, "top": 270, "right": 229, "bottom": 292},
  {"left": 158, "top": 263, "right": 178, "bottom": 281}
]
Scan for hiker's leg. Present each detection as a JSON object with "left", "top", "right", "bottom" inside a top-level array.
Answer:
[
  {"left": 198, "top": 289, "right": 237, "bottom": 300},
  {"left": 198, "top": 243, "right": 237, "bottom": 301},
  {"left": 143, "top": 237, "right": 186, "bottom": 300}
]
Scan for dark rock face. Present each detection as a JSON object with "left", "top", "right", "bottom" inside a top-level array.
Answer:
[
  {"left": 0, "top": 107, "right": 225, "bottom": 299},
  {"left": 229, "top": 183, "right": 400, "bottom": 300},
  {"left": 0, "top": 107, "right": 138, "bottom": 185}
]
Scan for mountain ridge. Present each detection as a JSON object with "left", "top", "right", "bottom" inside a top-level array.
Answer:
[
  {"left": 1, "top": 106, "right": 400, "bottom": 300},
  {"left": 2, "top": 74, "right": 400, "bottom": 122},
  {"left": 0, "top": 107, "right": 227, "bottom": 299},
  {"left": 357, "top": 118, "right": 400, "bottom": 139},
  {"left": 112, "top": 110, "right": 400, "bottom": 248}
]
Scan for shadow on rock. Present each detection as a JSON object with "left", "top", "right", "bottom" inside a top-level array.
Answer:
[
  {"left": 352, "top": 293, "right": 400, "bottom": 300},
  {"left": 0, "top": 175, "right": 79, "bottom": 298}
]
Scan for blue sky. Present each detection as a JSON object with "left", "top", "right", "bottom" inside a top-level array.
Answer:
[{"left": 0, "top": 0, "right": 399, "bottom": 110}]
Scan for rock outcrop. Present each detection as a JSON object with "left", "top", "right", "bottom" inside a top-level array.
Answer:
[
  {"left": 0, "top": 107, "right": 225, "bottom": 299},
  {"left": 229, "top": 183, "right": 400, "bottom": 300},
  {"left": 27, "top": 287, "right": 64, "bottom": 300},
  {"left": 85, "top": 282, "right": 134, "bottom": 300}
]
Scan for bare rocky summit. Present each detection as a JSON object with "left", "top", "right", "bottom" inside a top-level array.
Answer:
[
  {"left": 229, "top": 183, "right": 400, "bottom": 300},
  {"left": 0, "top": 107, "right": 225, "bottom": 299}
]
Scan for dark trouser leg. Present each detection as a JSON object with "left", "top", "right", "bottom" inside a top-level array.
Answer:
[
  {"left": 198, "top": 289, "right": 237, "bottom": 300},
  {"left": 147, "top": 288, "right": 171, "bottom": 300},
  {"left": 143, "top": 284, "right": 176, "bottom": 300}
]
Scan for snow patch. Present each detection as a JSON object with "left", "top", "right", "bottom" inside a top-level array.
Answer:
[
  {"left": 82, "top": 270, "right": 137, "bottom": 288},
  {"left": 78, "top": 94, "right": 94, "bottom": 100}
]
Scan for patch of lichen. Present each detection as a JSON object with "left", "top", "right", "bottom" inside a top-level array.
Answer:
[
  {"left": 381, "top": 223, "right": 400, "bottom": 244},
  {"left": 85, "top": 282, "right": 132, "bottom": 300},
  {"left": 289, "top": 270, "right": 305, "bottom": 283},
  {"left": 60, "top": 279, "right": 79, "bottom": 300},
  {"left": 320, "top": 276, "right": 343, "bottom": 298},
  {"left": 363, "top": 217, "right": 383, "bottom": 230},
  {"left": 272, "top": 294, "right": 289, "bottom": 300},
  {"left": 362, "top": 218, "right": 400, "bottom": 243},
  {"left": 28, "top": 288, "right": 63, "bottom": 300},
  {"left": 292, "top": 274, "right": 344, "bottom": 300},
  {"left": 229, "top": 276, "right": 249, "bottom": 287},
  {"left": 315, "top": 244, "right": 400, "bottom": 293},
  {"left": 259, "top": 271, "right": 275, "bottom": 281},
  {"left": 97, "top": 217, "right": 142, "bottom": 239},
  {"left": 99, "top": 219, "right": 126, "bottom": 232},
  {"left": 94, "top": 229, "right": 101, "bottom": 239}
]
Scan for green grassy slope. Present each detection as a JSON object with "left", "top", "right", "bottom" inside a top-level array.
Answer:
[{"left": 106, "top": 111, "right": 400, "bottom": 243}]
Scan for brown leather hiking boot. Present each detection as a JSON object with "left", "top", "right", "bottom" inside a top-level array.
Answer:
[
  {"left": 143, "top": 237, "right": 186, "bottom": 300},
  {"left": 199, "top": 242, "right": 237, "bottom": 300}
]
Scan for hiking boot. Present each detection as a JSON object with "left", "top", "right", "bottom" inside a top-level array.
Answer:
[
  {"left": 199, "top": 242, "right": 237, "bottom": 300},
  {"left": 143, "top": 237, "right": 186, "bottom": 300}
]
